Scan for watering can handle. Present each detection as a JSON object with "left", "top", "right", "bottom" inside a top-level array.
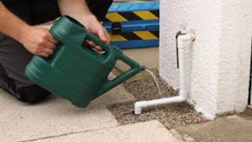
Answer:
[
  {"left": 85, "top": 31, "right": 111, "bottom": 52},
  {"left": 99, "top": 54, "right": 145, "bottom": 95}
]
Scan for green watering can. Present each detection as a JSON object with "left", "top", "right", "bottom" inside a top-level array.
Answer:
[{"left": 25, "top": 16, "right": 145, "bottom": 107}]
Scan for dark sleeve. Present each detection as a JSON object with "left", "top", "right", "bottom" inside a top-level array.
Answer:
[{"left": 1, "top": 0, "right": 17, "bottom": 4}]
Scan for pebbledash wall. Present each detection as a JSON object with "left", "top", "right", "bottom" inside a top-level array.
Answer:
[{"left": 160, "top": 0, "right": 252, "bottom": 119}]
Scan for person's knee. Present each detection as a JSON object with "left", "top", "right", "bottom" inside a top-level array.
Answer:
[{"left": 16, "top": 85, "right": 51, "bottom": 104}]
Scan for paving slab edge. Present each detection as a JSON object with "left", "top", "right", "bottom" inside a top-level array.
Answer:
[
  {"left": 19, "top": 125, "right": 120, "bottom": 142},
  {"left": 170, "top": 129, "right": 196, "bottom": 142},
  {"left": 29, "top": 120, "right": 181, "bottom": 142}
]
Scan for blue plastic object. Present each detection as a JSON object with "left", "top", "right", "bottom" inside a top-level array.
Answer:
[
  {"left": 103, "top": 1, "right": 160, "bottom": 49},
  {"left": 103, "top": 20, "right": 159, "bottom": 33},
  {"left": 108, "top": 1, "right": 159, "bottom": 12}
]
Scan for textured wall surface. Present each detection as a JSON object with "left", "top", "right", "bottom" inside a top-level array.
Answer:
[
  {"left": 160, "top": 0, "right": 252, "bottom": 119},
  {"left": 217, "top": 0, "right": 252, "bottom": 114}
]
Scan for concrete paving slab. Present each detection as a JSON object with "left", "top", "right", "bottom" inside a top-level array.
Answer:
[
  {"left": 0, "top": 90, "right": 119, "bottom": 142},
  {"left": 92, "top": 84, "right": 135, "bottom": 106},
  {"left": 35, "top": 120, "right": 181, "bottom": 142},
  {"left": 238, "top": 108, "right": 252, "bottom": 120},
  {"left": 175, "top": 115, "right": 252, "bottom": 142}
]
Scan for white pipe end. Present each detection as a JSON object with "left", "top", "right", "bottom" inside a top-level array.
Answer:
[
  {"left": 177, "top": 34, "right": 196, "bottom": 49},
  {"left": 134, "top": 101, "right": 147, "bottom": 115}
]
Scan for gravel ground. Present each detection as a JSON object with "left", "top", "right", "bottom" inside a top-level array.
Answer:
[{"left": 108, "top": 77, "right": 207, "bottom": 130}]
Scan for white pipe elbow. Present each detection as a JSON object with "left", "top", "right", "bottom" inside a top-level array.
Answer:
[
  {"left": 134, "top": 91, "right": 187, "bottom": 115},
  {"left": 134, "top": 101, "right": 147, "bottom": 115},
  {"left": 179, "top": 90, "right": 187, "bottom": 101}
]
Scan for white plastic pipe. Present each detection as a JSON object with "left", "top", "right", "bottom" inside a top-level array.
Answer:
[{"left": 134, "top": 33, "right": 196, "bottom": 115}]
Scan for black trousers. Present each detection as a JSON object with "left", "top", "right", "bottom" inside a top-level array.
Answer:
[{"left": 0, "top": 0, "right": 112, "bottom": 100}]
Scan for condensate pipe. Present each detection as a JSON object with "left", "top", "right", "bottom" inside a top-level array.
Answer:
[{"left": 134, "top": 32, "right": 196, "bottom": 115}]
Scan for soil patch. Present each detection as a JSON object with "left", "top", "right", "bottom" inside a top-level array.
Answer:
[{"left": 108, "top": 77, "right": 207, "bottom": 129}]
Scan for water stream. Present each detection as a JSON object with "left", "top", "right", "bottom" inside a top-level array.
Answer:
[{"left": 145, "top": 69, "right": 163, "bottom": 98}]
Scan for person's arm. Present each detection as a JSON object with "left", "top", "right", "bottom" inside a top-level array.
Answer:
[
  {"left": 0, "top": 2, "right": 57, "bottom": 57},
  {"left": 0, "top": 2, "right": 29, "bottom": 42},
  {"left": 57, "top": 0, "right": 110, "bottom": 50}
]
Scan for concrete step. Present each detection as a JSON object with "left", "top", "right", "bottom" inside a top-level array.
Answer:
[
  {"left": 0, "top": 89, "right": 120, "bottom": 142},
  {"left": 34, "top": 120, "right": 181, "bottom": 142}
]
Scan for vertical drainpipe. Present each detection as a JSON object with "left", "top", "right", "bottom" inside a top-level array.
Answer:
[{"left": 134, "top": 31, "right": 195, "bottom": 115}]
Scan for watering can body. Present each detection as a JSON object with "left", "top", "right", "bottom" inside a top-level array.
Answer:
[{"left": 25, "top": 16, "right": 144, "bottom": 107}]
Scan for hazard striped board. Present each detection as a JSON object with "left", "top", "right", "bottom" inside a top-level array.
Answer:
[
  {"left": 110, "top": 30, "right": 159, "bottom": 41},
  {"left": 103, "top": 1, "right": 160, "bottom": 49}
]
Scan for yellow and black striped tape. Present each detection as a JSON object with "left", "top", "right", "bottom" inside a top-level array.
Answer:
[
  {"left": 105, "top": 10, "right": 159, "bottom": 41},
  {"left": 110, "top": 30, "right": 159, "bottom": 41},
  {"left": 105, "top": 10, "right": 159, "bottom": 22}
]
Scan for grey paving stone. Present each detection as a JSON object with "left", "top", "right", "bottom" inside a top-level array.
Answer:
[
  {"left": 92, "top": 85, "right": 135, "bottom": 107},
  {"left": 176, "top": 115, "right": 252, "bottom": 142},
  {"left": 0, "top": 90, "right": 119, "bottom": 142},
  {"left": 35, "top": 120, "right": 181, "bottom": 142}
]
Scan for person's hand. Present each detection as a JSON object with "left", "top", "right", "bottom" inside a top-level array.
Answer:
[
  {"left": 77, "top": 14, "right": 110, "bottom": 51},
  {"left": 19, "top": 26, "right": 57, "bottom": 57}
]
